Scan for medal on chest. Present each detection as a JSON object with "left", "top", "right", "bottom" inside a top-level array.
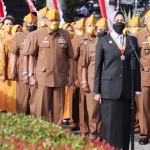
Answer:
[
  {"left": 58, "top": 34, "right": 66, "bottom": 46},
  {"left": 110, "top": 33, "right": 127, "bottom": 61}
]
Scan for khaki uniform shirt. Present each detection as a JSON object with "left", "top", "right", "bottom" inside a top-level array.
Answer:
[
  {"left": 135, "top": 27, "right": 150, "bottom": 86},
  {"left": 22, "top": 32, "right": 35, "bottom": 56},
  {"left": 73, "top": 34, "right": 97, "bottom": 83},
  {"left": 11, "top": 31, "right": 28, "bottom": 81},
  {"left": 82, "top": 38, "right": 98, "bottom": 91},
  {"left": 28, "top": 27, "right": 73, "bottom": 87}
]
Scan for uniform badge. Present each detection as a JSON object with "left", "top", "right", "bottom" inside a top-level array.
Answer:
[
  {"left": 84, "top": 41, "right": 87, "bottom": 45},
  {"left": 144, "top": 49, "right": 150, "bottom": 54},
  {"left": 109, "top": 40, "right": 112, "bottom": 44},
  {"left": 43, "top": 37, "right": 49, "bottom": 43}
]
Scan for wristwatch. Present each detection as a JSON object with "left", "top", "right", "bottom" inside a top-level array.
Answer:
[
  {"left": 28, "top": 73, "right": 34, "bottom": 77},
  {"left": 22, "top": 72, "right": 28, "bottom": 76}
]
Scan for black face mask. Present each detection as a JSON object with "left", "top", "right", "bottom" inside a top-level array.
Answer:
[
  {"left": 113, "top": 22, "right": 125, "bottom": 34},
  {"left": 97, "top": 31, "right": 107, "bottom": 38},
  {"left": 27, "top": 25, "right": 37, "bottom": 32}
]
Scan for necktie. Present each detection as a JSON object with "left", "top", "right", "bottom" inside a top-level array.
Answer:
[{"left": 119, "top": 35, "right": 123, "bottom": 48}]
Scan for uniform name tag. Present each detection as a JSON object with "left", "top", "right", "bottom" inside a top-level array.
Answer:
[
  {"left": 42, "top": 41, "right": 49, "bottom": 43},
  {"left": 142, "top": 42, "right": 148, "bottom": 45}
]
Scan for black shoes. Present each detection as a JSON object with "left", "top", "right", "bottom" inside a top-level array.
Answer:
[
  {"left": 139, "top": 138, "right": 149, "bottom": 145},
  {"left": 69, "top": 126, "right": 80, "bottom": 131},
  {"left": 62, "top": 119, "right": 70, "bottom": 125}
]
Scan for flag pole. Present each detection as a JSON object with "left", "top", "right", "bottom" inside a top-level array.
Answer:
[{"left": 98, "top": 0, "right": 107, "bottom": 19}]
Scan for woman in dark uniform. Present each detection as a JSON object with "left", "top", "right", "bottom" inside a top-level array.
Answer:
[{"left": 94, "top": 11, "right": 141, "bottom": 150}]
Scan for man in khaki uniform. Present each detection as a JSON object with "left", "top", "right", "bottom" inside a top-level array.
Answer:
[
  {"left": 134, "top": 10, "right": 150, "bottom": 145},
  {"left": 81, "top": 18, "right": 108, "bottom": 140},
  {"left": 27, "top": 8, "right": 74, "bottom": 126},
  {"left": 128, "top": 16, "right": 142, "bottom": 133},
  {"left": 66, "top": 19, "right": 85, "bottom": 131},
  {"left": 11, "top": 13, "right": 37, "bottom": 115},
  {"left": 128, "top": 16, "right": 142, "bottom": 35},
  {"left": 73, "top": 15, "right": 97, "bottom": 135},
  {"left": 38, "top": 7, "right": 48, "bottom": 29}
]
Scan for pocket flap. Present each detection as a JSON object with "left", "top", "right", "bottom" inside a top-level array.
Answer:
[
  {"left": 101, "top": 74, "right": 112, "bottom": 80},
  {"left": 59, "top": 43, "right": 67, "bottom": 49},
  {"left": 37, "top": 67, "right": 46, "bottom": 72}
]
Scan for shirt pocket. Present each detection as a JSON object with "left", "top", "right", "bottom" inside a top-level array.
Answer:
[
  {"left": 141, "top": 43, "right": 150, "bottom": 55},
  {"left": 80, "top": 45, "right": 86, "bottom": 57},
  {"left": 57, "top": 43, "right": 67, "bottom": 55}
]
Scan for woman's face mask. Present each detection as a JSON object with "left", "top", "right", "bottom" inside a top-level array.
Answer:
[
  {"left": 113, "top": 22, "right": 125, "bottom": 34},
  {"left": 4, "top": 25, "right": 12, "bottom": 33}
]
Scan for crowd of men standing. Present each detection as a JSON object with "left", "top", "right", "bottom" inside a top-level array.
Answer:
[{"left": 0, "top": 6, "right": 150, "bottom": 150}]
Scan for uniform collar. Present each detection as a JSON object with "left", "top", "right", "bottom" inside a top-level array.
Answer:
[
  {"left": 111, "top": 31, "right": 123, "bottom": 39},
  {"left": 24, "top": 30, "right": 29, "bottom": 36},
  {"left": 46, "top": 27, "right": 62, "bottom": 36},
  {"left": 83, "top": 33, "right": 96, "bottom": 41},
  {"left": 143, "top": 26, "right": 150, "bottom": 38}
]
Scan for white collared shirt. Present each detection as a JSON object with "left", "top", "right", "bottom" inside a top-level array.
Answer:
[{"left": 111, "top": 32, "right": 124, "bottom": 48}]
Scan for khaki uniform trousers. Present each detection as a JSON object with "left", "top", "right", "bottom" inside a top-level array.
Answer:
[
  {"left": 16, "top": 81, "right": 37, "bottom": 115},
  {"left": 69, "top": 85, "right": 79, "bottom": 128},
  {"left": 137, "top": 86, "right": 150, "bottom": 138},
  {"left": 78, "top": 73, "right": 89, "bottom": 133},
  {"left": 86, "top": 91, "right": 101, "bottom": 139},
  {"left": 36, "top": 85, "right": 65, "bottom": 126}
]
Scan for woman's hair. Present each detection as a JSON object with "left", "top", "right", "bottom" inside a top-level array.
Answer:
[
  {"left": 2, "top": 17, "right": 14, "bottom": 25},
  {"left": 115, "top": 12, "right": 125, "bottom": 20}
]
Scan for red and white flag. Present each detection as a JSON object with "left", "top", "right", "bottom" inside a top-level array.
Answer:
[
  {"left": 26, "top": 0, "right": 37, "bottom": 13},
  {"left": 116, "top": 0, "right": 120, "bottom": 11},
  {"left": 0, "top": 0, "right": 7, "bottom": 19},
  {"left": 53, "top": 0, "right": 64, "bottom": 22}
]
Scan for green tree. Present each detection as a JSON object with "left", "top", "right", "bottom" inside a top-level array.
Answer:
[
  {"left": 66, "top": 0, "right": 78, "bottom": 22},
  {"left": 36, "top": 0, "right": 46, "bottom": 10}
]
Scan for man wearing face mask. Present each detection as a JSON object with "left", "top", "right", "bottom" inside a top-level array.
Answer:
[
  {"left": 73, "top": 14, "right": 97, "bottom": 136},
  {"left": 128, "top": 16, "right": 142, "bottom": 135},
  {"left": 81, "top": 18, "right": 108, "bottom": 141},
  {"left": 62, "top": 23, "right": 74, "bottom": 125},
  {"left": 74, "top": 18, "right": 85, "bottom": 37},
  {"left": 27, "top": 8, "right": 74, "bottom": 126},
  {"left": 65, "top": 19, "right": 86, "bottom": 131},
  {"left": 11, "top": 13, "right": 37, "bottom": 115},
  {"left": 134, "top": 10, "right": 150, "bottom": 145},
  {"left": 38, "top": 7, "right": 49, "bottom": 29},
  {"left": 128, "top": 16, "right": 142, "bottom": 35},
  {"left": 94, "top": 11, "right": 140, "bottom": 149}
]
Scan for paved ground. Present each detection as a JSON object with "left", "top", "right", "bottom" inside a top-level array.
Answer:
[
  {"left": 62, "top": 125, "right": 150, "bottom": 150},
  {"left": 129, "top": 135, "right": 150, "bottom": 150}
]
